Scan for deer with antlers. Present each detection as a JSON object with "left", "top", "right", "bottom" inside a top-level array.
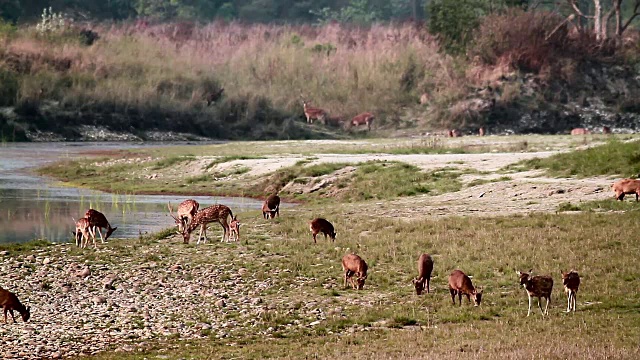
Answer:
[
  {"left": 85, "top": 209, "right": 117, "bottom": 243},
  {"left": 301, "top": 96, "right": 327, "bottom": 124},
  {"left": 181, "top": 204, "right": 234, "bottom": 244},
  {"left": 168, "top": 199, "right": 200, "bottom": 232}
]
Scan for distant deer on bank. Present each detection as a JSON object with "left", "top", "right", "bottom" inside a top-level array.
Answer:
[
  {"left": 517, "top": 270, "right": 553, "bottom": 316},
  {"left": 413, "top": 253, "right": 434, "bottom": 295},
  {"left": 262, "top": 194, "right": 280, "bottom": 219},
  {"left": 301, "top": 99, "right": 327, "bottom": 124},
  {"left": 205, "top": 88, "right": 224, "bottom": 106},
  {"left": 309, "top": 218, "right": 336, "bottom": 243},
  {"left": 0, "top": 287, "right": 31, "bottom": 323},
  {"left": 181, "top": 204, "right": 234, "bottom": 244},
  {"left": 561, "top": 270, "right": 580, "bottom": 313},
  {"left": 342, "top": 254, "right": 368, "bottom": 290},
  {"left": 85, "top": 209, "right": 117, "bottom": 242},
  {"left": 350, "top": 112, "right": 375, "bottom": 132},
  {"left": 448, "top": 270, "right": 483, "bottom": 306},
  {"left": 168, "top": 199, "right": 200, "bottom": 232},
  {"left": 570, "top": 128, "right": 590, "bottom": 135}
]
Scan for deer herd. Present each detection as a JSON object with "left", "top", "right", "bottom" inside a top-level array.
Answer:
[
  {"left": 11, "top": 168, "right": 640, "bottom": 325},
  {"left": 302, "top": 98, "right": 375, "bottom": 132}
]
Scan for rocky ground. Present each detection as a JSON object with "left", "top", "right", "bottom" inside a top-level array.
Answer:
[{"left": 0, "top": 239, "right": 354, "bottom": 359}]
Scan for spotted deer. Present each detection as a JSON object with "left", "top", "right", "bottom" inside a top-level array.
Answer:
[
  {"left": 571, "top": 128, "right": 590, "bottom": 135},
  {"left": 302, "top": 100, "right": 327, "bottom": 124},
  {"left": 0, "top": 287, "right": 30, "bottom": 323},
  {"left": 561, "top": 270, "right": 580, "bottom": 312},
  {"left": 342, "top": 254, "right": 368, "bottom": 290},
  {"left": 309, "top": 218, "right": 336, "bottom": 243},
  {"left": 229, "top": 216, "right": 241, "bottom": 242},
  {"left": 262, "top": 194, "right": 280, "bottom": 219},
  {"left": 168, "top": 199, "right": 200, "bottom": 232},
  {"left": 181, "top": 204, "right": 234, "bottom": 244},
  {"left": 74, "top": 217, "right": 96, "bottom": 249},
  {"left": 350, "top": 112, "right": 375, "bottom": 132},
  {"left": 448, "top": 270, "right": 483, "bottom": 306},
  {"left": 413, "top": 253, "right": 434, "bottom": 295},
  {"left": 611, "top": 178, "right": 640, "bottom": 201},
  {"left": 85, "top": 209, "right": 117, "bottom": 242},
  {"left": 517, "top": 270, "right": 554, "bottom": 316}
]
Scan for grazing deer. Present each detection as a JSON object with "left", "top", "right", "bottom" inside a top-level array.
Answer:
[
  {"left": 342, "top": 254, "right": 368, "bottom": 290},
  {"left": 350, "top": 112, "right": 375, "bottom": 132},
  {"left": 0, "top": 287, "right": 30, "bottom": 323},
  {"left": 85, "top": 209, "right": 117, "bottom": 243},
  {"left": 611, "top": 178, "right": 640, "bottom": 201},
  {"left": 448, "top": 270, "right": 483, "bottom": 306},
  {"left": 309, "top": 218, "right": 336, "bottom": 243},
  {"left": 168, "top": 199, "right": 200, "bottom": 232},
  {"left": 561, "top": 270, "right": 580, "bottom": 313},
  {"left": 229, "top": 216, "right": 241, "bottom": 242},
  {"left": 262, "top": 194, "right": 280, "bottom": 219},
  {"left": 181, "top": 204, "right": 234, "bottom": 244},
  {"left": 302, "top": 100, "right": 327, "bottom": 124},
  {"left": 74, "top": 217, "right": 96, "bottom": 249},
  {"left": 517, "top": 270, "right": 553, "bottom": 316},
  {"left": 413, "top": 253, "right": 434, "bottom": 295},
  {"left": 570, "top": 128, "right": 590, "bottom": 135}
]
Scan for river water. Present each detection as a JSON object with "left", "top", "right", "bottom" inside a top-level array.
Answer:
[{"left": 0, "top": 142, "right": 264, "bottom": 244}]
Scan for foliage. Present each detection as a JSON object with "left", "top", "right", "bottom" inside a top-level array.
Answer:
[
  {"left": 35, "top": 7, "right": 65, "bottom": 34},
  {"left": 516, "top": 140, "right": 640, "bottom": 177},
  {"left": 311, "top": 0, "right": 381, "bottom": 25}
]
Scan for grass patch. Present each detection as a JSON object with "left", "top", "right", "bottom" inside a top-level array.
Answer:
[
  {"left": 152, "top": 155, "right": 194, "bottom": 170},
  {"left": 514, "top": 140, "right": 640, "bottom": 177},
  {"left": 0, "top": 239, "right": 52, "bottom": 255},
  {"left": 204, "top": 155, "right": 265, "bottom": 170},
  {"left": 558, "top": 199, "right": 640, "bottom": 212},
  {"left": 467, "top": 176, "right": 512, "bottom": 187}
]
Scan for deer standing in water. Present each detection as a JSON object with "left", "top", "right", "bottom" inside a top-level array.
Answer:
[
  {"left": 181, "top": 204, "right": 234, "bottom": 244},
  {"left": 168, "top": 199, "right": 200, "bottom": 232},
  {"left": 85, "top": 209, "right": 117, "bottom": 243}
]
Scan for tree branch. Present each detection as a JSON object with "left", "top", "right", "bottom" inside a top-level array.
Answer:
[
  {"left": 566, "top": 0, "right": 594, "bottom": 19},
  {"left": 621, "top": 1, "right": 640, "bottom": 33}
]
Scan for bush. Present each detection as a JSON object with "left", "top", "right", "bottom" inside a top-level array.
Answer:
[{"left": 0, "top": 69, "right": 19, "bottom": 106}]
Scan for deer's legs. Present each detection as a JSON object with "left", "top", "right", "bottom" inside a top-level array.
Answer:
[
  {"left": 95, "top": 227, "right": 105, "bottom": 243},
  {"left": 527, "top": 295, "right": 532, "bottom": 317}
]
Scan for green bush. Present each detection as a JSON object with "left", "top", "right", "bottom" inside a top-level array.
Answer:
[{"left": 0, "top": 69, "right": 19, "bottom": 106}]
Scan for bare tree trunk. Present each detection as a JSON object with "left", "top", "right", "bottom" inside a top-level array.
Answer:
[
  {"left": 615, "top": 0, "right": 622, "bottom": 36},
  {"left": 594, "top": 0, "right": 602, "bottom": 40}
]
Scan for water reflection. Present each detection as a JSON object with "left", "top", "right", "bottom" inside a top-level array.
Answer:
[{"left": 0, "top": 143, "right": 263, "bottom": 244}]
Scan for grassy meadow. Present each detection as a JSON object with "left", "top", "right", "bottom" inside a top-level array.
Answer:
[{"left": 21, "top": 137, "right": 640, "bottom": 358}]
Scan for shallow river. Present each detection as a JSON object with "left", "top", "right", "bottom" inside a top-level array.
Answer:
[{"left": 0, "top": 142, "right": 264, "bottom": 244}]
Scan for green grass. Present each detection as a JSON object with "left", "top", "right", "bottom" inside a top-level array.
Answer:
[
  {"left": 79, "top": 210, "right": 640, "bottom": 359},
  {"left": 204, "top": 155, "right": 265, "bottom": 170},
  {"left": 514, "top": 140, "right": 640, "bottom": 177},
  {"left": 0, "top": 239, "right": 52, "bottom": 255},
  {"left": 558, "top": 199, "right": 640, "bottom": 212}
]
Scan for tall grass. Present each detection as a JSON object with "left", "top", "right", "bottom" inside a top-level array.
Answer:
[{"left": 0, "top": 21, "right": 467, "bottom": 137}]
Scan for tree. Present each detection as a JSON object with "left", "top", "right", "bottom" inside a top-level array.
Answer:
[{"left": 565, "top": 0, "right": 640, "bottom": 40}]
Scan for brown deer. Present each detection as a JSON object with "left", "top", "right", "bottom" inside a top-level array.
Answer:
[
  {"left": 517, "top": 270, "right": 554, "bottom": 316},
  {"left": 448, "top": 270, "right": 483, "bottom": 306},
  {"left": 342, "top": 254, "right": 368, "bottom": 290},
  {"left": 309, "top": 218, "right": 336, "bottom": 243},
  {"left": 602, "top": 126, "right": 611, "bottom": 134},
  {"left": 350, "top": 112, "right": 375, "bottom": 132},
  {"left": 205, "top": 88, "right": 224, "bottom": 106},
  {"left": 413, "top": 253, "right": 434, "bottom": 295},
  {"left": 570, "top": 128, "right": 590, "bottom": 135},
  {"left": 85, "top": 209, "right": 117, "bottom": 242},
  {"left": 302, "top": 100, "right": 327, "bottom": 124},
  {"left": 561, "top": 270, "right": 580, "bottom": 313},
  {"left": 181, "top": 204, "right": 234, "bottom": 244},
  {"left": 229, "top": 216, "right": 241, "bottom": 242},
  {"left": 262, "top": 194, "right": 280, "bottom": 219},
  {"left": 0, "top": 287, "right": 30, "bottom": 323},
  {"left": 168, "top": 199, "right": 200, "bottom": 232},
  {"left": 74, "top": 217, "right": 96, "bottom": 249},
  {"left": 479, "top": 127, "right": 485, "bottom": 136},
  {"left": 611, "top": 179, "right": 640, "bottom": 201}
]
